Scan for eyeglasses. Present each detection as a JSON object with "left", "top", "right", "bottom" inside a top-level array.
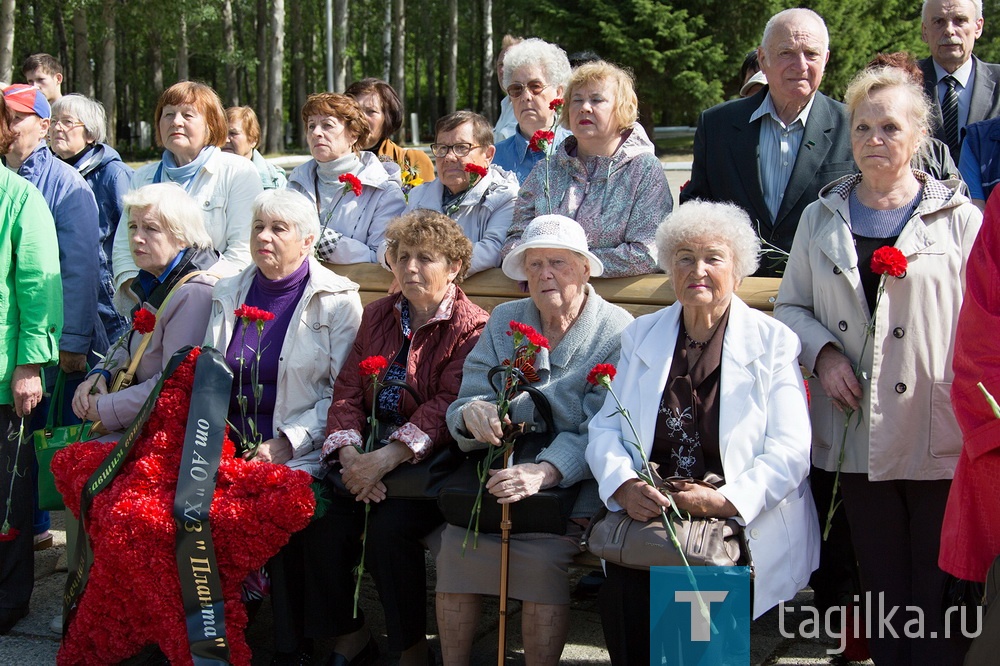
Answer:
[
  {"left": 506, "top": 81, "right": 551, "bottom": 98},
  {"left": 52, "top": 118, "right": 85, "bottom": 131},
  {"left": 430, "top": 143, "right": 484, "bottom": 158}
]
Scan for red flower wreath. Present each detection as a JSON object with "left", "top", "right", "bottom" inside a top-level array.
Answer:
[{"left": 51, "top": 348, "right": 315, "bottom": 666}]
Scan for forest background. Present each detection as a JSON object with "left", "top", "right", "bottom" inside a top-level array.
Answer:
[{"left": 3, "top": 0, "right": 1000, "bottom": 157}]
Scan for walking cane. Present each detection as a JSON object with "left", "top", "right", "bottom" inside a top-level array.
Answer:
[{"left": 497, "top": 441, "right": 514, "bottom": 666}]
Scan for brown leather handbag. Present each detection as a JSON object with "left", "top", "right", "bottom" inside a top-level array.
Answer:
[{"left": 582, "top": 476, "right": 750, "bottom": 570}]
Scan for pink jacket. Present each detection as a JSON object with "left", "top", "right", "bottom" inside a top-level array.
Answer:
[{"left": 96, "top": 259, "right": 233, "bottom": 431}]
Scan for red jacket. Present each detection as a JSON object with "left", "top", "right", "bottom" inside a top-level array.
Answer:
[
  {"left": 326, "top": 285, "right": 488, "bottom": 459},
  {"left": 941, "top": 190, "right": 1000, "bottom": 582}
]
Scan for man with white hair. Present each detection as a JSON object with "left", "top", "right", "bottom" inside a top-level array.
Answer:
[
  {"left": 919, "top": 0, "right": 1000, "bottom": 161},
  {"left": 680, "top": 8, "right": 854, "bottom": 277}
]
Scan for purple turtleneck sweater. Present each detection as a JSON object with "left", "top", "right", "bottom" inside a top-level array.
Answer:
[{"left": 226, "top": 260, "right": 310, "bottom": 442}]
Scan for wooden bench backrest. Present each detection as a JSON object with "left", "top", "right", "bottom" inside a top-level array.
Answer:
[{"left": 324, "top": 264, "right": 781, "bottom": 317}]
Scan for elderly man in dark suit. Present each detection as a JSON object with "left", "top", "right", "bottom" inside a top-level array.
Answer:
[
  {"left": 680, "top": 8, "right": 854, "bottom": 278},
  {"left": 919, "top": 0, "right": 1000, "bottom": 162}
]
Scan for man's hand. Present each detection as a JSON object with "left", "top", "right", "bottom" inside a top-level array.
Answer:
[
  {"left": 59, "top": 351, "right": 88, "bottom": 374},
  {"left": 11, "top": 364, "right": 42, "bottom": 418}
]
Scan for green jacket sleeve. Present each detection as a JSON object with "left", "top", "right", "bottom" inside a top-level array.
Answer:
[{"left": 12, "top": 184, "right": 62, "bottom": 367}]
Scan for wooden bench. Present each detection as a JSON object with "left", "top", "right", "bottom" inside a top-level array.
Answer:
[{"left": 326, "top": 264, "right": 781, "bottom": 317}]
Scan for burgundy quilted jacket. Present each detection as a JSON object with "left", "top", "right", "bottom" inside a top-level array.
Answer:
[{"left": 326, "top": 286, "right": 488, "bottom": 455}]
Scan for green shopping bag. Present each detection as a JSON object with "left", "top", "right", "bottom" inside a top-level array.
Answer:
[{"left": 33, "top": 371, "right": 93, "bottom": 511}]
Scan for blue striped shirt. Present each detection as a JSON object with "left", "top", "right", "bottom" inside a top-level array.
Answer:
[{"left": 750, "top": 93, "right": 815, "bottom": 221}]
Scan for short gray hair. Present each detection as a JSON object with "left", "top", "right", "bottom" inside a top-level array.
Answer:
[
  {"left": 762, "top": 8, "right": 829, "bottom": 54},
  {"left": 252, "top": 189, "right": 320, "bottom": 244},
  {"left": 50, "top": 93, "right": 107, "bottom": 144},
  {"left": 121, "top": 183, "right": 213, "bottom": 250},
  {"left": 656, "top": 200, "right": 761, "bottom": 280},
  {"left": 502, "top": 38, "right": 572, "bottom": 91},
  {"left": 922, "top": 0, "right": 982, "bottom": 21}
]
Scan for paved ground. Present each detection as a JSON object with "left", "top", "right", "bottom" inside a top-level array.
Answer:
[{"left": 1, "top": 512, "right": 871, "bottom": 665}]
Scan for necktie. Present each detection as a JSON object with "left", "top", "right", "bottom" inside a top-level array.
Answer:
[{"left": 942, "top": 75, "right": 961, "bottom": 157}]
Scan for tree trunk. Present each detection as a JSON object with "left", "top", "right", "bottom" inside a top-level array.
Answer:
[
  {"left": 256, "top": 0, "right": 268, "bottom": 144},
  {"left": 53, "top": 1, "right": 70, "bottom": 83},
  {"left": 425, "top": 19, "right": 436, "bottom": 132},
  {"left": 446, "top": 0, "right": 457, "bottom": 114},
  {"left": 177, "top": 13, "right": 189, "bottom": 81},
  {"left": 72, "top": 9, "right": 93, "bottom": 96},
  {"left": 151, "top": 41, "right": 164, "bottom": 95},
  {"left": 481, "top": 0, "right": 494, "bottom": 122},
  {"left": 333, "top": 0, "right": 348, "bottom": 91},
  {"left": 0, "top": 0, "right": 14, "bottom": 84},
  {"left": 99, "top": 0, "right": 116, "bottom": 146},
  {"left": 222, "top": 0, "right": 238, "bottom": 106},
  {"left": 381, "top": 0, "right": 391, "bottom": 82},
  {"left": 391, "top": 0, "right": 406, "bottom": 141},
  {"left": 291, "top": 0, "right": 306, "bottom": 147},
  {"left": 32, "top": 0, "right": 43, "bottom": 55},
  {"left": 266, "top": 0, "right": 284, "bottom": 153}
]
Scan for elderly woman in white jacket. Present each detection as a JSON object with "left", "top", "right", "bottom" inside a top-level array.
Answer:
[
  {"left": 288, "top": 92, "right": 406, "bottom": 265},
  {"left": 112, "top": 81, "right": 263, "bottom": 310},
  {"left": 587, "top": 200, "right": 818, "bottom": 665},
  {"left": 203, "top": 188, "right": 363, "bottom": 662}
]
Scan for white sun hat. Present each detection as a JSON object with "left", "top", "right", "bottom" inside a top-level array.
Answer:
[{"left": 501, "top": 214, "right": 604, "bottom": 281}]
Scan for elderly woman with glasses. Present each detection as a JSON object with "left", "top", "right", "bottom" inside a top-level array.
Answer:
[
  {"left": 400, "top": 111, "right": 519, "bottom": 275},
  {"left": 288, "top": 92, "right": 407, "bottom": 264},
  {"left": 50, "top": 93, "right": 133, "bottom": 344},
  {"left": 500, "top": 61, "right": 672, "bottom": 278},
  {"left": 492, "top": 38, "right": 573, "bottom": 184}
]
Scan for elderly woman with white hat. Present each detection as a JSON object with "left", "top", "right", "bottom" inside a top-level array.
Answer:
[{"left": 435, "top": 215, "right": 633, "bottom": 665}]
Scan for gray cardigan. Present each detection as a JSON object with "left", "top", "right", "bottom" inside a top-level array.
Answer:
[{"left": 446, "top": 285, "right": 633, "bottom": 517}]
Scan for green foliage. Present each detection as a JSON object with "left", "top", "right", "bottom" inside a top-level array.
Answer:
[{"left": 16, "top": 0, "right": 1000, "bottom": 156}]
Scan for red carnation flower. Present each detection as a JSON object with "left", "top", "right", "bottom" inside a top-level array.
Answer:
[
  {"left": 132, "top": 308, "right": 156, "bottom": 334},
  {"left": 587, "top": 363, "right": 617, "bottom": 387},
  {"left": 339, "top": 173, "right": 363, "bottom": 197},
  {"left": 870, "top": 246, "right": 907, "bottom": 278},
  {"left": 464, "top": 163, "right": 488, "bottom": 180},
  {"left": 359, "top": 355, "right": 389, "bottom": 377},
  {"left": 235, "top": 305, "right": 276, "bottom": 323},
  {"left": 528, "top": 130, "right": 556, "bottom": 153},
  {"left": 549, "top": 98, "right": 564, "bottom": 112},
  {"left": 508, "top": 321, "right": 550, "bottom": 350},
  {"left": 525, "top": 330, "right": 550, "bottom": 350}
]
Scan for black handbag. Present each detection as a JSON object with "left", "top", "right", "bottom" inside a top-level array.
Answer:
[
  {"left": 326, "top": 379, "right": 462, "bottom": 499},
  {"left": 437, "top": 382, "right": 580, "bottom": 535}
]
